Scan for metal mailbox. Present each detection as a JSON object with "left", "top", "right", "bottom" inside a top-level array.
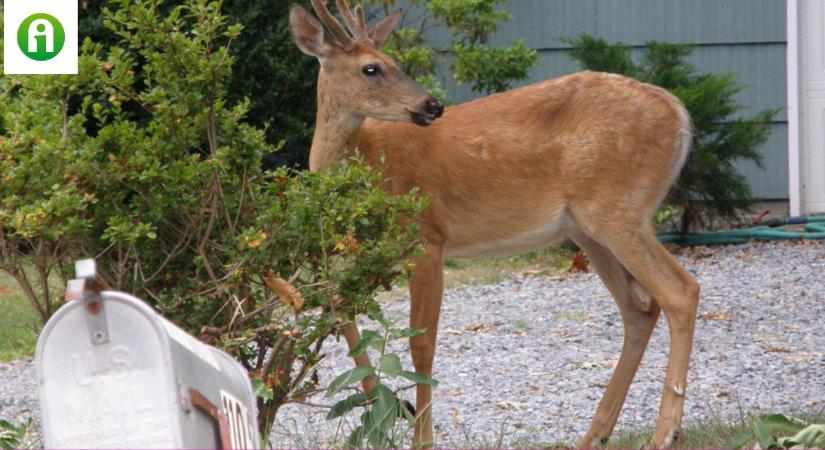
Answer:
[{"left": 36, "top": 260, "right": 260, "bottom": 449}]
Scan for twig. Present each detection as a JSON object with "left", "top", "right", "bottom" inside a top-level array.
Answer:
[{"left": 292, "top": 400, "right": 334, "bottom": 409}]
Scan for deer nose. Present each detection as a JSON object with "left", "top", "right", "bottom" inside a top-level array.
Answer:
[{"left": 424, "top": 98, "right": 444, "bottom": 118}]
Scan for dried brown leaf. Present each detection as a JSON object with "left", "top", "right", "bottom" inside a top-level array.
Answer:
[
  {"left": 568, "top": 250, "right": 589, "bottom": 272},
  {"left": 264, "top": 270, "right": 304, "bottom": 312},
  {"left": 764, "top": 347, "right": 791, "bottom": 354},
  {"left": 662, "top": 243, "right": 682, "bottom": 254},
  {"left": 698, "top": 310, "right": 730, "bottom": 321},
  {"left": 467, "top": 322, "right": 486, "bottom": 332}
]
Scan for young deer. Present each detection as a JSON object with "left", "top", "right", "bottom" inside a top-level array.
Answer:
[{"left": 289, "top": 1, "right": 699, "bottom": 447}]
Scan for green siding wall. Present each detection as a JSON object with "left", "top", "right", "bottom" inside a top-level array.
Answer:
[{"left": 424, "top": 0, "right": 789, "bottom": 199}]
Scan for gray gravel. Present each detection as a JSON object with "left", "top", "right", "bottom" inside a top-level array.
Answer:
[
  {"left": 2, "top": 241, "right": 824, "bottom": 447},
  {"left": 0, "top": 358, "right": 36, "bottom": 424}
]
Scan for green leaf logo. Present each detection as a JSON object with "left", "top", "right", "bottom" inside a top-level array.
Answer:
[{"left": 17, "top": 13, "right": 65, "bottom": 61}]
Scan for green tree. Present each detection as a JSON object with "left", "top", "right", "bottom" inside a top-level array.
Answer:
[
  {"left": 221, "top": 0, "right": 319, "bottom": 168},
  {"left": 376, "top": 0, "right": 539, "bottom": 99},
  {"left": 565, "top": 35, "right": 777, "bottom": 233}
]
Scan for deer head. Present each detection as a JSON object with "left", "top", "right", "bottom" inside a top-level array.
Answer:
[{"left": 289, "top": 0, "right": 444, "bottom": 126}]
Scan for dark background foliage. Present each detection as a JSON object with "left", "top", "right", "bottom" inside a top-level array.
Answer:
[{"left": 79, "top": 0, "right": 319, "bottom": 168}]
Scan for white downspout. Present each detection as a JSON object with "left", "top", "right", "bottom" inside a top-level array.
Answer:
[{"left": 787, "top": 0, "right": 802, "bottom": 216}]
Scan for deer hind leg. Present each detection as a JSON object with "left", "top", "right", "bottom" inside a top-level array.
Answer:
[
  {"left": 569, "top": 229, "right": 661, "bottom": 448},
  {"left": 592, "top": 223, "right": 700, "bottom": 448},
  {"left": 409, "top": 241, "right": 445, "bottom": 448}
]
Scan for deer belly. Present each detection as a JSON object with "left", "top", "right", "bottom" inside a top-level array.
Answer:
[{"left": 445, "top": 211, "right": 567, "bottom": 259}]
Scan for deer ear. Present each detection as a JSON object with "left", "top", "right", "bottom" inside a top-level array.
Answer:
[
  {"left": 289, "top": 5, "right": 330, "bottom": 58},
  {"left": 368, "top": 9, "right": 401, "bottom": 49}
]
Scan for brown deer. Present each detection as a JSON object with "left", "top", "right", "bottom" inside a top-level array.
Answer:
[{"left": 289, "top": 1, "right": 699, "bottom": 447}]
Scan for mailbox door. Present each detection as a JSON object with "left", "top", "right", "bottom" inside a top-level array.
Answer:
[{"left": 37, "top": 296, "right": 181, "bottom": 449}]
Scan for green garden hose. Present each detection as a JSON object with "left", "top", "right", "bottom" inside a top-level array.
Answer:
[{"left": 659, "top": 215, "right": 825, "bottom": 247}]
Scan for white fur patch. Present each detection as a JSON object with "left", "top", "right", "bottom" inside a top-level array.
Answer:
[
  {"left": 670, "top": 104, "right": 693, "bottom": 185},
  {"left": 447, "top": 211, "right": 566, "bottom": 258},
  {"left": 672, "top": 384, "right": 685, "bottom": 396}
]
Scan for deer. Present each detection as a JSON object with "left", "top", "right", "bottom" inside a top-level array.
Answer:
[{"left": 288, "top": 1, "right": 700, "bottom": 448}]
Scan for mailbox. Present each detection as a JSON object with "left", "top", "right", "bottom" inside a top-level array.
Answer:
[{"left": 36, "top": 260, "right": 260, "bottom": 449}]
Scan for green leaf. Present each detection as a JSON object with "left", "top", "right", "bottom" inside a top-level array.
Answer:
[
  {"left": 379, "top": 353, "right": 403, "bottom": 378},
  {"left": 787, "top": 424, "right": 825, "bottom": 448},
  {"left": 775, "top": 437, "right": 801, "bottom": 449},
  {"left": 347, "top": 329, "right": 383, "bottom": 358},
  {"left": 389, "top": 327, "right": 426, "bottom": 340},
  {"left": 365, "top": 385, "right": 398, "bottom": 447},
  {"left": 754, "top": 418, "right": 778, "bottom": 449},
  {"left": 326, "top": 393, "right": 369, "bottom": 420},
  {"left": 250, "top": 377, "right": 273, "bottom": 400},
  {"left": 370, "top": 385, "right": 398, "bottom": 423},
  {"left": 730, "top": 429, "right": 755, "bottom": 450},
  {"left": 759, "top": 414, "right": 808, "bottom": 433},
  {"left": 327, "top": 366, "right": 375, "bottom": 396},
  {"left": 371, "top": 309, "right": 392, "bottom": 329},
  {"left": 345, "top": 425, "right": 364, "bottom": 449},
  {"left": 400, "top": 370, "right": 438, "bottom": 387}
]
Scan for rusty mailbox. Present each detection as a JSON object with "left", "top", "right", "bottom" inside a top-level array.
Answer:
[{"left": 36, "top": 259, "right": 260, "bottom": 449}]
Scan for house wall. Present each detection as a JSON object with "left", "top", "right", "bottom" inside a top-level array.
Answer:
[{"left": 423, "top": 0, "right": 789, "bottom": 199}]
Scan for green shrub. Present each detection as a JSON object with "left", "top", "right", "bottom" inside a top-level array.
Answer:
[
  {"left": 565, "top": 35, "right": 778, "bottom": 233},
  {"left": 0, "top": 0, "right": 425, "bottom": 438}
]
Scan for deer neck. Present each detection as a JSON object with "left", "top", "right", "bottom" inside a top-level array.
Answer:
[{"left": 309, "top": 73, "right": 365, "bottom": 171}]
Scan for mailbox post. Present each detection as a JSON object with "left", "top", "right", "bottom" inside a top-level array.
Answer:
[{"left": 36, "top": 259, "right": 260, "bottom": 449}]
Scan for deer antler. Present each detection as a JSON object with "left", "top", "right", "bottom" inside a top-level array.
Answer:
[
  {"left": 355, "top": 5, "right": 368, "bottom": 36},
  {"left": 310, "top": 0, "right": 354, "bottom": 47},
  {"left": 335, "top": 0, "right": 369, "bottom": 39}
]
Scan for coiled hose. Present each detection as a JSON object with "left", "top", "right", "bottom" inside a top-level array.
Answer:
[{"left": 659, "top": 215, "right": 825, "bottom": 247}]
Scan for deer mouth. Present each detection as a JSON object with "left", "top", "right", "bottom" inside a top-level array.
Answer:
[
  {"left": 408, "top": 98, "right": 444, "bottom": 126},
  {"left": 409, "top": 110, "right": 441, "bottom": 127}
]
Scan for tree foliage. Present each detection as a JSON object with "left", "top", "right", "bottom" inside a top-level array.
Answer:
[
  {"left": 377, "top": 0, "right": 539, "bottom": 99},
  {"left": 566, "top": 35, "right": 778, "bottom": 233},
  {"left": 73, "top": 0, "right": 538, "bottom": 169}
]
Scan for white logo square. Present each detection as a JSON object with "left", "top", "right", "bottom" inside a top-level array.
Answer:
[{"left": 3, "top": 0, "right": 78, "bottom": 74}]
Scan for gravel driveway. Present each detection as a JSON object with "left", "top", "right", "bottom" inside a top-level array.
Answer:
[{"left": 2, "top": 241, "right": 824, "bottom": 447}]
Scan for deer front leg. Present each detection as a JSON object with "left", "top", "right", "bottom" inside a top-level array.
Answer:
[{"left": 409, "top": 242, "right": 445, "bottom": 448}]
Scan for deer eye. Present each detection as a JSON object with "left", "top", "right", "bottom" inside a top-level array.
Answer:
[{"left": 362, "top": 64, "right": 381, "bottom": 76}]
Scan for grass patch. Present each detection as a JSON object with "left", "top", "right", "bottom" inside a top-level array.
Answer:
[
  {"left": 0, "top": 272, "right": 40, "bottom": 362},
  {"left": 441, "top": 244, "right": 575, "bottom": 289},
  {"left": 271, "top": 412, "right": 825, "bottom": 449},
  {"left": 553, "top": 310, "right": 589, "bottom": 321},
  {"left": 606, "top": 420, "right": 748, "bottom": 449},
  {"left": 606, "top": 413, "right": 825, "bottom": 449},
  {"left": 376, "top": 244, "right": 576, "bottom": 302}
]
